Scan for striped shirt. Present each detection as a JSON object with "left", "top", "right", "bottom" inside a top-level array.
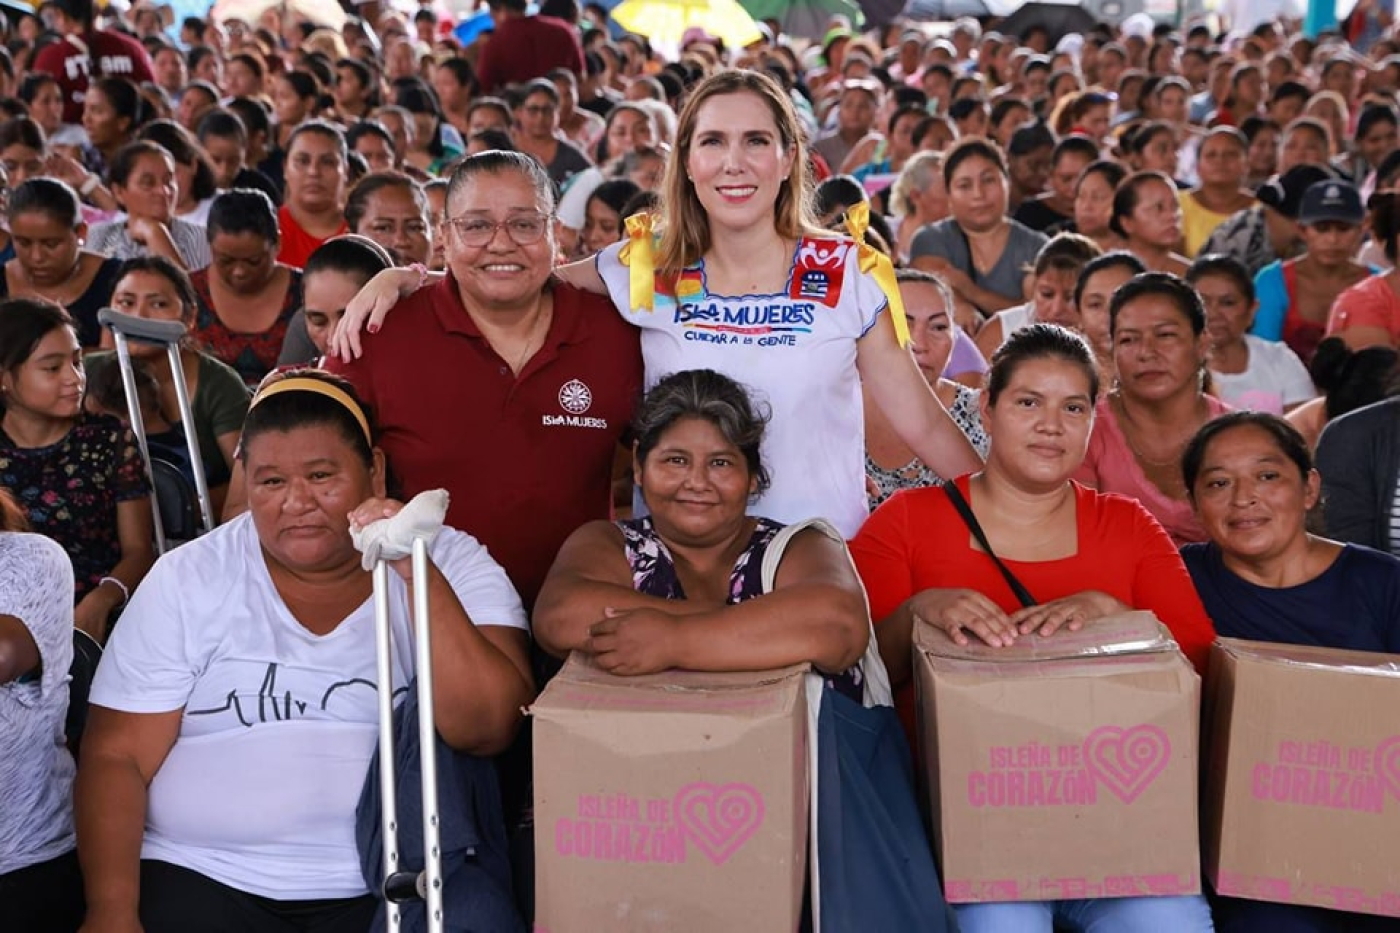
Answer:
[{"left": 87, "top": 216, "right": 211, "bottom": 272}]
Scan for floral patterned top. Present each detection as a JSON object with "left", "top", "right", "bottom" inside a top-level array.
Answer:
[
  {"left": 189, "top": 267, "right": 305, "bottom": 388},
  {"left": 866, "top": 384, "right": 990, "bottom": 509},
  {"left": 617, "top": 515, "right": 862, "bottom": 700},
  {"left": 0, "top": 414, "right": 150, "bottom": 601}
]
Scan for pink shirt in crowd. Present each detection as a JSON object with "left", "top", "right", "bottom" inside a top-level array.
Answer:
[
  {"left": 1074, "top": 395, "right": 1233, "bottom": 547},
  {"left": 1327, "top": 274, "right": 1400, "bottom": 346}
]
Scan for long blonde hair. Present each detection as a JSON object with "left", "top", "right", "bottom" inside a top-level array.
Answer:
[{"left": 656, "top": 70, "right": 821, "bottom": 276}]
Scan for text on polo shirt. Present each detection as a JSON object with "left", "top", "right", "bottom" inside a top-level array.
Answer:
[{"left": 542, "top": 379, "right": 609, "bottom": 429}]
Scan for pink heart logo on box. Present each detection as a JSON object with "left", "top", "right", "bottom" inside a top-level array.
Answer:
[
  {"left": 1376, "top": 735, "right": 1400, "bottom": 802},
  {"left": 1084, "top": 725, "right": 1171, "bottom": 804},
  {"left": 673, "top": 782, "right": 765, "bottom": 865}
]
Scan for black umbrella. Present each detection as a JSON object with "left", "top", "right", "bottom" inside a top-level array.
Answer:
[
  {"left": 995, "top": 1, "right": 1098, "bottom": 47},
  {"left": 860, "top": 0, "right": 909, "bottom": 28}
]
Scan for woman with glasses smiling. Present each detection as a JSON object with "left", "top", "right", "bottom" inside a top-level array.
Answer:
[
  {"left": 189, "top": 189, "right": 304, "bottom": 387},
  {"left": 325, "top": 148, "right": 643, "bottom": 617}
]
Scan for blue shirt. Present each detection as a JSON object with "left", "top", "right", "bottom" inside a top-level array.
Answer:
[
  {"left": 1181, "top": 541, "right": 1400, "bottom": 653},
  {"left": 1189, "top": 91, "right": 1216, "bottom": 125},
  {"left": 1249, "top": 260, "right": 1289, "bottom": 341}
]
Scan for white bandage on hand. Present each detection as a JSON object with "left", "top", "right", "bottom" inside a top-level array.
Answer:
[{"left": 350, "top": 489, "right": 451, "bottom": 571}]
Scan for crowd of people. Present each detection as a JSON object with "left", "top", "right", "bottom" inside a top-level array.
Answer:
[{"left": 2, "top": 0, "right": 1400, "bottom": 930}]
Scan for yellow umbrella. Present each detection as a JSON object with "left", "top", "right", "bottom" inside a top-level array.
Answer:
[{"left": 611, "top": 0, "right": 763, "bottom": 50}]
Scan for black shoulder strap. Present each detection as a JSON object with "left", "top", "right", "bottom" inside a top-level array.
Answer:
[
  {"left": 943, "top": 481, "right": 1037, "bottom": 609},
  {"left": 953, "top": 223, "right": 980, "bottom": 286}
]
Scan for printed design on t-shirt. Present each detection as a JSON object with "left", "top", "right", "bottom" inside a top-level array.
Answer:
[
  {"left": 788, "top": 237, "right": 848, "bottom": 308},
  {"left": 651, "top": 267, "right": 701, "bottom": 313},
  {"left": 186, "top": 661, "right": 406, "bottom": 728},
  {"left": 663, "top": 245, "right": 837, "bottom": 349}
]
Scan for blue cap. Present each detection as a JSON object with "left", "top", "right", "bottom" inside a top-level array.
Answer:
[{"left": 1298, "top": 179, "right": 1364, "bottom": 226}]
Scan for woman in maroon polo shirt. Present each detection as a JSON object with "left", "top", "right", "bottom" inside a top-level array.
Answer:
[{"left": 323, "top": 150, "right": 643, "bottom": 610}]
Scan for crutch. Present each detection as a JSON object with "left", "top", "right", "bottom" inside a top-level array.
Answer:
[
  {"left": 97, "top": 308, "right": 215, "bottom": 554},
  {"left": 372, "top": 537, "right": 445, "bottom": 933}
]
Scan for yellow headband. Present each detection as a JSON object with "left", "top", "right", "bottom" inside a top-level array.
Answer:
[{"left": 248, "top": 377, "right": 373, "bottom": 447}]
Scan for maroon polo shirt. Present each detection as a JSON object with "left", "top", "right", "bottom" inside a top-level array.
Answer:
[{"left": 327, "top": 275, "right": 641, "bottom": 608}]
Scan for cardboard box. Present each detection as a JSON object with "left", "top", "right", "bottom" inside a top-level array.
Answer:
[
  {"left": 531, "top": 655, "right": 809, "bottom": 932},
  {"left": 914, "top": 611, "right": 1201, "bottom": 904},
  {"left": 1204, "top": 638, "right": 1400, "bottom": 917}
]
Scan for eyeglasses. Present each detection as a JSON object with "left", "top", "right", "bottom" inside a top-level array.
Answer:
[{"left": 444, "top": 213, "right": 551, "bottom": 247}]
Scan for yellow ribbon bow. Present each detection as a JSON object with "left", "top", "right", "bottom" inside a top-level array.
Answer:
[
  {"left": 845, "top": 201, "right": 909, "bottom": 347},
  {"left": 618, "top": 212, "right": 656, "bottom": 313}
]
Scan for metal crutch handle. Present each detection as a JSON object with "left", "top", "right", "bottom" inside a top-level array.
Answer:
[
  {"left": 96, "top": 308, "right": 217, "bottom": 541},
  {"left": 374, "top": 538, "right": 445, "bottom": 933},
  {"left": 96, "top": 309, "right": 186, "bottom": 345}
]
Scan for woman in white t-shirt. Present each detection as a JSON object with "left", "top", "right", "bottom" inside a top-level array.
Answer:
[
  {"left": 77, "top": 371, "right": 533, "bottom": 932},
  {"left": 1189, "top": 254, "right": 1315, "bottom": 415},
  {"left": 0, "top": 488, "right": 81, "bottom": 933}
]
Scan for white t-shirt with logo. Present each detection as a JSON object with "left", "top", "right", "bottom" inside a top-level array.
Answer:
[
  {"left": 597, "top": 237, "right": 888, "bottom": 538},
  {"left": 1211, "top": 334, "right": 1316, "bottom": 415},
  {"left": 90, "top": 514, "right": 527, "bottom": 899}
]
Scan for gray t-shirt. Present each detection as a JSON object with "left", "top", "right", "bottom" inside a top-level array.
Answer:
[
  {"left": 0, "top": 533, "right": 75, "bottom": 875},
  {"left": 277, "top": 309, "right": 320, "bottom": 369},
  {"left": 909, "top": 218, "right": 1048, "bottom": 307}
]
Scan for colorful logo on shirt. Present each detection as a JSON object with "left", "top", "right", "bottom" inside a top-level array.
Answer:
[
  {"left": 788, "top": 238, "right": 848, "bottom": 309},
  {"left": 654, "top": 269, "right": 702, "bottom": 305},
  {"left": 675, "top": 269, "right": 704, "bottom": 301}
]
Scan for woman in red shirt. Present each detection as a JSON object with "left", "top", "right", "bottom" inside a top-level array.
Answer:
[
  {"left": 850, "top": 322, "right": 1214, "bottom": 730},
  {"left": 848, "top": 321, "right": 1216, "bottom": 931}
]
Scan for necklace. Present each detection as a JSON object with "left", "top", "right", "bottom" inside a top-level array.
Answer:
[
  {"left": 28, "top": 257, "right": 85, "bottom": 304},
  {"left": 964, "top": 222, "right": 1009, "bottom": 275},
  {"left": 1114, "top": 393, "right": 1201, "bottom": 469},
  {"left": 508, "top": 302, "right": 551, "bottom": 375}
]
